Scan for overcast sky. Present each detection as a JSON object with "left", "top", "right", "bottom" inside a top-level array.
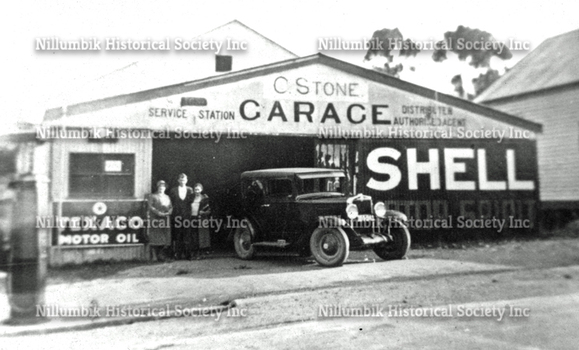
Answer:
[{"left": 2, "top": 0, "right": 577, "bottom": 128}]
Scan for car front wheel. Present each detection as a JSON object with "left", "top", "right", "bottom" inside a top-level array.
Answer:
[
  {"left": 373, "top": 222, "right": 411, "bottom": 260},
  {"left": 309, "top": 228, "right": 350, "bottom": 267},
  {"left": 234, "top": 219, "right": 255, "bottom": 260}
]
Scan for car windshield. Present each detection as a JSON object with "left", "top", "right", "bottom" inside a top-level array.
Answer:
[{"left": 297, "top": 176, "right": 347, "bottom": 197}]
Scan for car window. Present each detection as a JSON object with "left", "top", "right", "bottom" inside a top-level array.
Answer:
[
  {"left": 299, "top": 177, "right": 345, "bottom": 194},
  {"left": 268, "top": 179, "right": 293, "bottom": 197},
  {"left": 244, "top": 179, "right": 265, "bottom": 206}
]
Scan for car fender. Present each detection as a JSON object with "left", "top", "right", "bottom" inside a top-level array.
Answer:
[
  {"left": 315, "top": 215, "right": 359, "bottom": 243},
  {"left": 380, "top": 211, "right": 410, "bottom": 236},
  {"left": 383, "top": 210, "right": 408, "bottom": 223},
  {"left": 311, "top": 226, "right": 350, "bottom": 246},
  {"left": 316, "top": 215, "right": 347, "bottom": 228},
  {"left": 226, "top": 213, "right": 263, "bottom": 242}
]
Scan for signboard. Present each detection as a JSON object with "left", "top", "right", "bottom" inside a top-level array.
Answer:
[
  {"left": 49, "top": 200, "right": 147, "bottom": 246},
  {"left": 104, "top": 160, "right": 123, "bottom": 172},
  {"left": 42, "top": 63, "right": 537, "bottom": 141},
  {"left": 359, "top": 138, "right": 538, "bottom": 234}
]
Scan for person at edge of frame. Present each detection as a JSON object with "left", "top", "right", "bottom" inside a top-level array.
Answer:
[
  {"left": 168, "top": 173, "right": 193, "bottom": 260},
  {"left": 147, "top": 180, "right": 173, "bottom": 262},
  {"left": 190, "top": 182, "right": 211, "bottom": 260}
]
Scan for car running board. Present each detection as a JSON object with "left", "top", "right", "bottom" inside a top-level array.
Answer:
[
  {"left": 360, "top": 234, "right": 389, "bottom": 246},
  {"left": 252, "top": 240, "right": 291, "bottom": 248}
]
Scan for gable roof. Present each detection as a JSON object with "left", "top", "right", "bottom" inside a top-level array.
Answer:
[
  {"left": 208, "top": 20, "right": 297, "bottom": 57},
  {"left": 48, "top": 20, "right": 298, "bottom": 108},
  {"left": 477, "top": 29, "right": 579, "bottom": 103},
  {"left": 44, "top": 53, "right": 542, "bottom": 133}
]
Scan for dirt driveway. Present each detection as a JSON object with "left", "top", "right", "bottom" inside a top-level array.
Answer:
[
  {"left": 45, "top": 235, "right": 579, "bottom": 284},
  {"left": 2, "top": 234, "right": 579, "bottom": 349}
]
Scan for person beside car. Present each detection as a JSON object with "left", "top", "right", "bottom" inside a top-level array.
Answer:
[
  {"left": 190, "top": 183, "right": 211, "bottom": 259},
  {"left": 169, "top": 173, "right": 193, "bottom": 260},
  {"left": 147, "top": 180, "right": 172, "bottom": 262}
]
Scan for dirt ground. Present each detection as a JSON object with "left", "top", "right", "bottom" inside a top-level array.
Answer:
[
  {"left": 46, "top": 230, "right": 579, "bottom": 284},
  {"left": 4, "top": 229, "right": 579, "bottom": 349}
]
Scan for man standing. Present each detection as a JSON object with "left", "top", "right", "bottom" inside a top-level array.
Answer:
[{"left": 169, "top": 173, "right": 193, "bottom": 260}]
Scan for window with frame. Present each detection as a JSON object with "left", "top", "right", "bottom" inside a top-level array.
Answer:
[
  {"left": 69, "top": 153, "right": 135, "bottom": 198},
  {"left": 215, "top": 55, "right": 232, "bottom": 72},
  {"left": 0, "top": 145, "right": 16, "bottom": 176}
]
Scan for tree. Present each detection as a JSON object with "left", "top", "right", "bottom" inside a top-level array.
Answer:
[
  {"left": 364, "top": 28, "right": 421, "bottom": 78},
  {"left": 472, "top": 69, "right": 501, "bottom": 97},
  {"left": 365, "top": 25, "right": 512, "bottom": 99}
]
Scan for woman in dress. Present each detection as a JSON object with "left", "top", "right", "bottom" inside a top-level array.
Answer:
[
  {"left": 190, "top": 183, "right": 211, "bottom": 259},
  {"left": 147, "top": 180, "right": 173, "bottom": 261}
]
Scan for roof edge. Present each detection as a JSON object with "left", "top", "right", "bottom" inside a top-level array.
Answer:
[
  {"left": 312, "top": 54, "right": 542, "bottom": 133},
  {"left": 478, "top": 81, "right": 579, "bottom": 105},
  {"left": 44, "top": 53, "right": 542, "bottom": 133},
  {"left": 200, "top": 19, "right": 298, "bottom": 58},
  {"left": 476, "top": 28, "right": 579, "bottom": 103}
]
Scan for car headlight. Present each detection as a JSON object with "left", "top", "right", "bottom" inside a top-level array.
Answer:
[
  {"left": 374, "top": 202, "right": 386, "bottom": 218},
  {"left": 346, "top": 203, "right": 359, "bottom": 219}
]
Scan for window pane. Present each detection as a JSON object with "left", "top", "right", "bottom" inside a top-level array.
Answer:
[
  {"left": 70, "top": 175, "right": 101, "bottom": 197},
  {"left": 0, "top": 147, "right": 16, "bottom": 176},
  {"left": 215, "top": 55, "right": 232, "bottom": 72},
  {"left": 104, "top": 175, "right": 134, "bottom": 197},
  {"left": 299, "top": 177, "right": 346, "bottom": 194},
  {"left": 69, "top": 153, "right": 135, "bottom": 198},
  {"left": 269, "top": 179, "right": 292, "bottom": 196},
  {"left": 70, "top": 154, "right": 101, "bottom": 174}
]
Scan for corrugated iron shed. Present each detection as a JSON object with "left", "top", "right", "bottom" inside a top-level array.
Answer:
[{"left": 477, "top": 29, "right": 579, "bottom": 103}]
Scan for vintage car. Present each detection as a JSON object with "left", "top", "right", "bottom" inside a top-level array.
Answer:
[{"left": 231, "top": 168, "right": 411, "bottom": 267}]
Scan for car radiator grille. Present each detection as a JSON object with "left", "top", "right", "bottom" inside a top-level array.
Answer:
[{"left": 354, "top": 199, "right": 373, "bottom": 215}]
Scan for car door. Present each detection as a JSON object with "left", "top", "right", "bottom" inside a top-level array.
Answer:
[{"left": 261, "top": 178, "right": 294, "bottom": 241}]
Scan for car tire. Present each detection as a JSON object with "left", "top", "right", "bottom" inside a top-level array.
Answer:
[
  {"left": 309, "top": 228, "right": 349, "bottom": 267},
  {"left": 234, "top": 219, "right": 255, "bottom": 260},
  {"left": 373, "top": 222, "right": 411, "bottom": 260}
]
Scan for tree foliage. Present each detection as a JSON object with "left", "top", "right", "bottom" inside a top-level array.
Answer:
[
  {"left": 365, "top": 25, "right": 512, "bottom": 99},
  {"left": 364, "top": 28, "right": 420, "bottom": 78},
  {"left": 433, "top": 25, "right": 512, "bottom": 68}
]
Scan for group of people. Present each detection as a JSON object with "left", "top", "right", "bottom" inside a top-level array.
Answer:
[{"left": 147, "top": 173, "right": 210, "bottom": 262}]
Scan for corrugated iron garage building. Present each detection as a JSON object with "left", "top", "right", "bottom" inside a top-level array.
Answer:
[
  {"left": 5, "top": 21, "right": 542, "bottom": 265},
  {"left": 476, "top": 29, "right": 579, "bottom": 227}
]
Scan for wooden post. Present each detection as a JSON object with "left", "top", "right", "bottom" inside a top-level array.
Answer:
[{"left": 5, "top": 174, "right": 49, "bottom": 325}]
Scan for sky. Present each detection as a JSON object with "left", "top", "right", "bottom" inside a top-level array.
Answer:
[{"left": 2, "top": 0, "right": 578, "bottom": 129}]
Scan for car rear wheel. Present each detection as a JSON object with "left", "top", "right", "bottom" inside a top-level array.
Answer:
[
  {"left": 234, "top": 219, "right": 255, "bottom": 260},
  {"left": 310, "top": 228, "right": 349, "bottom": 267},
  {"left": 373, "top": 222, "right": 411, "bottom": 260}
]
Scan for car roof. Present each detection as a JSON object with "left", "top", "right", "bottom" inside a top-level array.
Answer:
[{"left": 241, "top": 168, "right": 345, "bottom": 179}]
